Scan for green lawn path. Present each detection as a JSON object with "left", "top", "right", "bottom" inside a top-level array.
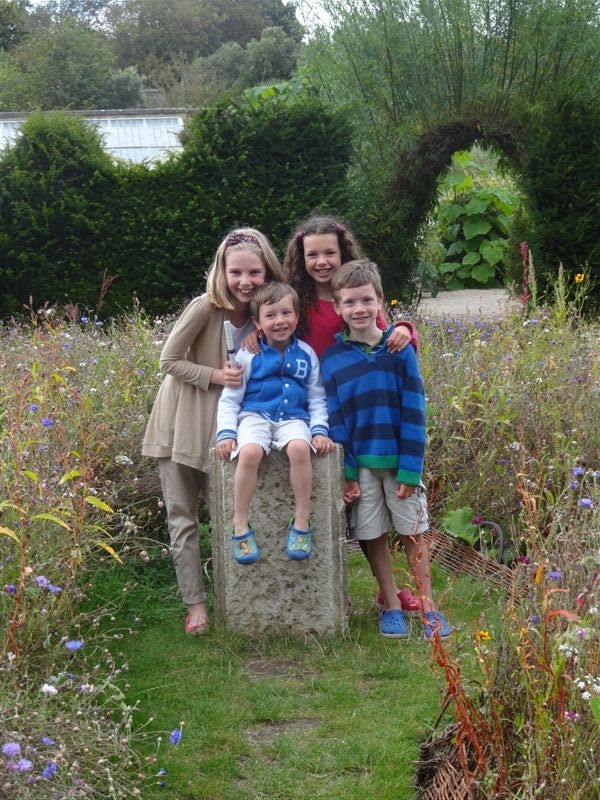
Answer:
[{"left": 109, "top": 551, "right": 498, "bottom": 799}]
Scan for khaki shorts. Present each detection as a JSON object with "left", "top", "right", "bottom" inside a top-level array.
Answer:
[
  {"left": 350, "top": 467, "right": 429, "bottom": 540},
  {"left": 233, "top": 412, "right": 313, "bottom": 457}
]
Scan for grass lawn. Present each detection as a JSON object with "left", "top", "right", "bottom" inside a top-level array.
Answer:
[{"left": 101, "top": 548, "right": 499, "bottom": 799}]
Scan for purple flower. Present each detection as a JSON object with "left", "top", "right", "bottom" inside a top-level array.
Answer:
[
  {"left": 41, "top": 417, "right": 54, "bottom": 427},
  {"left": 41, "top": 737, "right": 54, "bottom": 746},
  {"left": 517, "top": 555, "right": 530, "bottom": 565},
  {"left": 548, "top": 570, "right": 561, "bottom": 580},
  {"left": 568, "top": 480, "right": 577, "bottom": 490},
  {"left": 578, "top": 498, "right": 593, "bottom": 509},
  {"left": 80, "top": 316, "right": 89, "bottom": 323},
  {"left": 169, "top": 728, "right": 182, "bottom": 745},
  {"left": 35, "top": 575, "right": 49, "bottom": 588},
  {"left": 16, "top": 758, "right": 33, "bottom": 772},
  {"left": 564, "top": 711, "right": 579, "bottom": 721},
  {"left": 3, "top": 584, "right": 17, "bottom": 595},
  {"left": 41, "top": 761, "right": 58, "bottom": 779},
  {"left": 529, "top": 614, "right": 540, "bottom": 624},
  {"left": 47, "top": 583, "right": 62, "bottom": 594},
  {"left": 472, "top": 515, "right": 485, "bottom": 525},
  {"left": 2, "top": 742, "right": 21, "bottom": 758},
  {"left": 29, "top": 404, "right": 40, "bottom": 412},
  {"left": 571, "top": 466, "right": 584, "bottom": 476},
  {"left": 65, "top": 639, "right": 84, "bottom": 652}
]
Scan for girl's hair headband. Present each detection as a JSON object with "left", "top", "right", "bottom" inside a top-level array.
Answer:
[{"left": 225, "top": 231, "right": 259, "bottom": 248}]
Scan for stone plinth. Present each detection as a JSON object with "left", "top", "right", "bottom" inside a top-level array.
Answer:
[{"left": 209, "top": 446, "right": 348, "bottom": 636}]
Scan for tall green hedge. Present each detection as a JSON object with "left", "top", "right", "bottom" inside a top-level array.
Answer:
[
  {"left": 520, "top": 97, "right": 600, "bottom": 305},
  {"left": 0, "top": 96, "right": 352, "bottom": 318}
]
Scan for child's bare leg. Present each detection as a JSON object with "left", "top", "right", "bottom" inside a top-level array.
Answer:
[
  {"left": 233, "top": 444, "right": 263, "bottom": 534},
  {"left": 286, "top": 439, "right": 311, "bottom": 530},
  {"left": 365, "top": 534, "right": 402, "bottom": 611},
  {"left": 402, "top": 533, "right": 434, "bottom": 612}
]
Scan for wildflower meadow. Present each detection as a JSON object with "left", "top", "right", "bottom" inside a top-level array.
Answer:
[{"left": 0, "top": 278, "right": 598, "bottom": 797}]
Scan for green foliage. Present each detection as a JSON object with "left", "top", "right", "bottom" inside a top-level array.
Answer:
[
  {"left": 0, "top": 17, "right": 142, "bottom": 111},
  {"left": 0, "top": 93, "right": 352, "bottom": 317},
  {"left": 0, "top": 112, "right": 116, "bottom": 316},
  {"left": 435, "top": 154, "right": 520, "bottom": 289},
  {"left": 302, "top": 0, "right": 600, "bottom": 298},
  {"left": 520, "top": 96, "right": 600, "bottom": 308}
]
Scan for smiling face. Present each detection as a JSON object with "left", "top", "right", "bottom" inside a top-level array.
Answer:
[
  {"left": 255, "top": 293, "right": 299, "bottom": 351},
  {"left": 302, "top": 233, "right": 343, "bottom": 297},
  {"left": 334, "top": 283, "right": 383, "bottom": 343},
  {"left": 225, "top": 249, "right": 267, "bottom": 310}
]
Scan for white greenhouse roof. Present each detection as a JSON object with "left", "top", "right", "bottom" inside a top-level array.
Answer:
[{"left": 0, "top": 109, "right": 188, "bottom": 164}]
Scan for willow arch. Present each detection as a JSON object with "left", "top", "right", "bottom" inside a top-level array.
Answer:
[{"left": 303, "top": 0, "right": 600, "bottom": 300}]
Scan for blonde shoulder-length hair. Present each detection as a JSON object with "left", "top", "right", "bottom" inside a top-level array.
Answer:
[{"left": 205, "top": 228, "right": 285, "bottom": 309}]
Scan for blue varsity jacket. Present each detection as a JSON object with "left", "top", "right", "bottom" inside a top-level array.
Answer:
[{"left": 216, "top": 336, "right": 329, "bottom": 441}]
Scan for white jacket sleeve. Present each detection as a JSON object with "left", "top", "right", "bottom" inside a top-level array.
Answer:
[
  {"left": 215, "top": 349, "right": 253, "bottom": 442},
  {"left": 301, "top": 342, "right": 329, "bottom": 437}
]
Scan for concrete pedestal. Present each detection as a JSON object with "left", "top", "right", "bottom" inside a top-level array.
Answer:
[{"left": 209, "top": 446, "right": 348, "bottom": 636}]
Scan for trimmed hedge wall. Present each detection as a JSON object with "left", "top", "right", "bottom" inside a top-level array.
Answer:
[{"left": 0, "top": 98, "right": 352, "bottom": 318}]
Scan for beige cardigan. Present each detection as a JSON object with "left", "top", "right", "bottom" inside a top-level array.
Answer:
[{"left": 142, "top": 294, "right": 230, "bottom": 471}]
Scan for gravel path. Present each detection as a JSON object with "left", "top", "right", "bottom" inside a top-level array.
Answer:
[{"left": 416, "top": 288, "right": 514, "bottom": 321}]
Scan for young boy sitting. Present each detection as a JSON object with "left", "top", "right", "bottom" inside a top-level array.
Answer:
[
  {"left": 216, "top": 282, "right": 334, "bottom": 564},
  {"left": 320, "top": 260, "right": 451, "bottom": 640}
]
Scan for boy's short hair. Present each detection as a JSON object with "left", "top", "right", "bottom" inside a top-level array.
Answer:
[
  {"left": 250, "top": 281, "right": 299, "bottom": 319},
  {"left": 331, "top": 259, "right": 384, "bottom": 302}
]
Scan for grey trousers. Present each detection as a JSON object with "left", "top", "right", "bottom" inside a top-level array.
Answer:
[{"left": 158, "top": 458, "right": 208, "bottom": 606}]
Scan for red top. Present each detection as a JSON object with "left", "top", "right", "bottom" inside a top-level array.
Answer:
[{"left": 303, "top": 299, "right": 418, "bottom": 358}]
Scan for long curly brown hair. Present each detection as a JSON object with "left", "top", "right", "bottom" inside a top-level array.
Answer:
[{"left": 283, "top": 214, "right": 363, "bottom": 337}]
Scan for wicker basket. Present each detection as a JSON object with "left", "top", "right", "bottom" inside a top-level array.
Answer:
[
  {"left": 415, "top": 723, "right": 473, "bottom": 800},
  {"left": 425, "top": 529, "right": 513, "bottom": 592}
]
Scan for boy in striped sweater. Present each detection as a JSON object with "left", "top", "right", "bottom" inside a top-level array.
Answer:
[{"left": 320, "top": 260, "right": 451, "bottom": 640}]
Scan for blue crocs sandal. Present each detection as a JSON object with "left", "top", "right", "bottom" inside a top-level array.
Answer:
[
  {"left": 422, "top": 610, "right": 452, "bottom": 640},
  {"left": 232, "top": 528, "right": 260, "bottom": 565},
  {"left": 379, "top": 609, "right": 410, "bottom": 638},
  {"left": 286, "top": 519, "right": 312, "bottom": 560}
]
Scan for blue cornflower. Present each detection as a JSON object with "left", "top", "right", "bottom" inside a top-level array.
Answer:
[
  {"left": 3, "top": 584, "right": 17, "bottom": 595},
  {"left": 65, "top": 639, "right": 84, "bottom": 652},
  {"left": 41, "top": 417, "right": 54, "bottom": 427},
  {"left": 568, "top": 480, "right": 577, "bottom": 490},
  {"left": 578, "top": 498, "right": 593, "bottom": 509},
  {"left": 529, "top": 614, "right": 540, "bottom": 624},
  {"left": 548, "top": 570, "right": 561, "bottom": 580},
  {"left": 169, "top": 728, "right": 182, "bottom": 745},
  {"left": 2, "top": 742, "right": 21, "bottom": 757},
  {"left": 41, "top": 737, "right": 54, "bottom": 746},
  {"left": 38, "top": 444, "right": 48, "bottom": 452},
  {"left": 17, "top": 758, "right": 33, "bottom": 772},
  {"left": 158, "top": 767, "right": 167, "bottom": 775},
  {"left": 80, "top": 316, "right": 89, "bottom": 323},
  {"left": 572, "top": 466, "right": 585, "bottom": 476},
  {"left": 47, "top": 583, "right": 62, "bottom": 594},
  {"left": 36, "top": 575, "right": 49, "bottom": 588},
  {"left": 41, "top": 761, "right": 58, "bottom": 779},
  {"left": 29, "top": 404, "right": 40, "bottom": 412}
]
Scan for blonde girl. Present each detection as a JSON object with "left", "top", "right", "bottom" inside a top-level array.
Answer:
[{"left": 142, "top": 228, "right": 285, "bottom": 634}]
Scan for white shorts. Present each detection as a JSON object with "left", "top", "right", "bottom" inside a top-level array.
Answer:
[
  {"left": 233, "top": 412, "right": 313, "bottom": 457},
  {"left": 351, "top": 468, "right": 429, "bottom": 540}
]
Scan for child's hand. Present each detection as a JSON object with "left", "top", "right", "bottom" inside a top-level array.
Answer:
[
  {"left": 216, "top": 439, "right": 237, "bottom": 460},
  {"left": 343, "top": 479, "right": 361, "bottom": 505},
  {"left": 396, "top": 483, "right": 416, "bottom": 499},
  {"left": 240, "top": 329, "right": 260, "bottom": 354},
  {"left": 212, "top": 362, "right": 243, "bottom": 388},
  {"left": 312, "top": 435, "right": 335, "bottom": 455},
  {"left": 386, "top": 322, "right": 412, "bottom": 353}
]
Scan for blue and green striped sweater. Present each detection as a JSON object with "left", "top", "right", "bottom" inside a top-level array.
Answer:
[{"left": 320, "top": 327, "right": 426, "bottom": 485}]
